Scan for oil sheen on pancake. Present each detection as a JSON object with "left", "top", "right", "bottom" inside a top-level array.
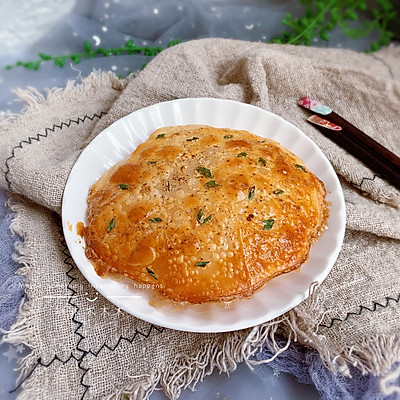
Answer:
[{"left": 82, "top": 125, "right": 328, "bottom": 304}]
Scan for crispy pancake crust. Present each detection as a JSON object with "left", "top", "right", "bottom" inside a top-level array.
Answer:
[{"left": 83, "top": 125, "right": 328, "bottom": 303}]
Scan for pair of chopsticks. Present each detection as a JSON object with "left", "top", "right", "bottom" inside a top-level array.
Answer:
[{"left": 298, "top": 97, "right": 400, "bottom": 190}]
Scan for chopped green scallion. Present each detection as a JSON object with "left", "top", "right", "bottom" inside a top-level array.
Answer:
[
  {"left": 149, "top": 217, "right": 163, "bottom": 223},
  {"left": 197, "top": 208, "right": 212, "bottom": 224},
  {"left": 296, "top": 164, "right": 307, "bottom": 172},
  {"left": 237, "top": 152, "right": 248, "bottom": 157},
  {"left": 248, "top": 186, "right": 256, "bottom": 200},
  {"left": 202, "top": 214, "right": 212, "bottom": 224},
  {"left": 197, "top": 166, "right": 213, "bottom": 179},
  {"left": 204, "top": 180, "right": 221, "bottom": 188},
  {"left": 107, "top": 218, "right": 115, "bottom": 232},
  {"left": 156, "top": 133, "right": 165, "bottom": 139},
  {"left": 146, "top": 267, "right": 158, "bottom": 280},
  {"left": 119, "top": 184, "right": 129, "bottom": 190},
  {"left": 258, "top": 157, "right": 267, "bottom": 166},
  {"left": 197, "top": 209, "right": 204, "bottom": 223},
  {"left": 196, "top": 261, "right": 210, "bottom": 267},
  {"left": 262, "top": 218, "right": 275, "bottom": 230}
]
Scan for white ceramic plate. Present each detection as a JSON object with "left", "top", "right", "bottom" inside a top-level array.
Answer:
[{"left": 62, "top": 98, "right": 345, "bottom": 333}]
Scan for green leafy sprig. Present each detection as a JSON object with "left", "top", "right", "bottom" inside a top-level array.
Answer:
[
  {"left": 5, "top": 38, "right": 182, "bottom": 71},
  {"left": 270, "top": 0, "right": 396, "bottom": 52},
  {"left": 4, "top": 0, "right": 396, "bottom": 73}
]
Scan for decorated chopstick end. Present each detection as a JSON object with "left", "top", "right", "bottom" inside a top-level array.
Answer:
[
  {"left": 298, "top": 97, "right": 332, "bottom": 115},
  {"left": 307, "top": 115, "right": 342, "bottom": 131}
]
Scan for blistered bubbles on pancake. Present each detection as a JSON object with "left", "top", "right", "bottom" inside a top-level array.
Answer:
[{"left": 82, "top": 125, "right": 328, "bottom": 304}]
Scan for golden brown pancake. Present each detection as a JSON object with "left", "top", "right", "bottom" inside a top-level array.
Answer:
[{"left": 82, "top": 125, "right": 328, "bottom": 304}]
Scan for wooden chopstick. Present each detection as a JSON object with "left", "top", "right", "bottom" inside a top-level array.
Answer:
[
  {"left": 298, "top": 97, "right": 400, "bottom": 189},
  {"left": 307, "top": 116, "right": 400, "bottom": 190},
  {"left": 312, "top": 110, "right": 400, "bottom": 173}
]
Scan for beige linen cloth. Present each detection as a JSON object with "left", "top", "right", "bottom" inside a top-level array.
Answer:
[{"left": 1, "top": 39, "right": 400, "bottom": 399}]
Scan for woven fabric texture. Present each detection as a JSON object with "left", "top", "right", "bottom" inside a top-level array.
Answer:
[{"left": 0, "top": 39, "right": 399, "bottom": 399}]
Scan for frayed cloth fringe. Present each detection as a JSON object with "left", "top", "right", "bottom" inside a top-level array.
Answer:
[{"left": 0, "top": 70, "right": 134, "bottom": 133}]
